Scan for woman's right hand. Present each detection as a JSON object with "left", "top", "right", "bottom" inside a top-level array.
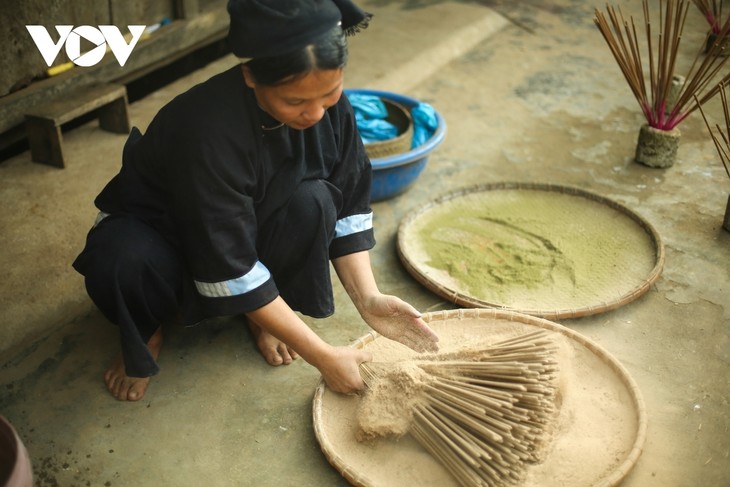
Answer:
[{"left": 316, "top": 346, "right": 373, "bottom": 394}]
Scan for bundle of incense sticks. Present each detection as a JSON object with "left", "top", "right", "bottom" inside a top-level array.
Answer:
[
  {"left": 594, "top": 0, "right": 730, "bottom": 131},
  {"left": 692, "top": 0, "right": 724, "bottom": 34},
  {"left": 360, "top": 330, "right": 559, "bottom": 487},
  {"left": 697, "top": 82, "right": 730, "bottom": 179}
]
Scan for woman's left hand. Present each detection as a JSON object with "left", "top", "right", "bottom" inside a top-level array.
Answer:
[{"left": 360, "top": 294, "right": 439, "bottom": 353}]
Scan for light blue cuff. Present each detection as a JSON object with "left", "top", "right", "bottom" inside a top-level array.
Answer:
[
  {"left": 194, "top": 261, "right": 271, "bottom": 298},
  {"left": 334, "top": 212, "right": 373, "bottom": 238}
]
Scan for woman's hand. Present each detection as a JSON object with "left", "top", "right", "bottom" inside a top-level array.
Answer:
[
  {"left": 246, "top": 297, "right": 374, "bottom": 395},
  {"left": 359, "top": 293, "right": 439, "bottom": 353},
  {"left": 332, "top": 251, "right": 440, "bottom": 355},
  {"left": 315, "top": 346, "right": 373, "bottom": 394}
]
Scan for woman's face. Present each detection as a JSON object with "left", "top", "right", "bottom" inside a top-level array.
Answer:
[{"left": 243, "top": 67, "right": 344, "bottom": 131}]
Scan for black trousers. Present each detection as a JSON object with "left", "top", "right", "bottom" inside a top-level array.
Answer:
[{"left": 73, "top": 179, "right": 339, "bottom": 377}]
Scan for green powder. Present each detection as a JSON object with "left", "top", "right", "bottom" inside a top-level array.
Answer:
[
  {"left": 420, "top": 213, "right": 576, "bottom": 298},
  {"left": 404, "top": 189, "right": 658, "bottom": 310}
]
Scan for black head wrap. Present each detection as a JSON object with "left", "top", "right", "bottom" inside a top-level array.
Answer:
[{"left": 227, "top": 0, "right": 372, "bottom": 59}]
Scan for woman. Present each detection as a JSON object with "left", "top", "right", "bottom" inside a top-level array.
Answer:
[{"left": 73, "top": 0, "right": 439, "bottom": 401}]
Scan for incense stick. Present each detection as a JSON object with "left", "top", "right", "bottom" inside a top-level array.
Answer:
[{"left": 595, "top": 0, "right": 730, "bottom": 130}]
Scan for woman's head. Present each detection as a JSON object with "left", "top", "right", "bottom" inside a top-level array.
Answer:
[
  {"left": 244, "top": 25, "right": 348, "bottom": 86},
  {"left": 226, "top": 0, "right": 370, "bottom": 72},
  {"left": 227, "top": 0, "right": 370, "bottom": 129}
]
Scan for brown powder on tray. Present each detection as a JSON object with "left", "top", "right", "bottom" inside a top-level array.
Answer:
[{"left": 356, "top": 362, "right": 434, "bottom": 441}]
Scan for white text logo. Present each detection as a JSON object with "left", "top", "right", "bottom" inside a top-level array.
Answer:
[{"left": 26, "top": 25, "right": 146, "bottom": 67}]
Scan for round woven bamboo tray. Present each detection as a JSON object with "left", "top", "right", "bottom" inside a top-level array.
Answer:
[
  {"left": 363, "top": 99, "right": 413, "bottom": 159},
  {"left": 313, "top": 308, "right": 647, "bottom": 487},
  {"left": 396, "top": 182, "right": 665, "bottom": 319}
]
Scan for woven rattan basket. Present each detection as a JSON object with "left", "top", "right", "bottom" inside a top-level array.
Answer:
[
  {"left": 313, "top": 308, "right": 647, "bottom": 487},
  {"left": 396, "top": 182, "right": 665, "bottom": 320},
  {"left": 363, "top": 99, "right": 413, "bottom": 159}
]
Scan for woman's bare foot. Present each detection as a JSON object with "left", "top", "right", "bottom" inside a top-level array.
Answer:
[
  {"left": 246, "top": 319, "right": 298, "bottom": 366},
  {"left": 104, "top": 327, "right": 163, "bottom": 401}
]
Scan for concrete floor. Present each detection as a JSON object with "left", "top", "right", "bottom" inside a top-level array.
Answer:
[{"left": 1, "top": 0, "right": 728, "bottom": 486}]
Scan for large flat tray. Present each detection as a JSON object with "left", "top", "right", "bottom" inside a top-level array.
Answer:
[
  {"left": 396, "top": 182, "right": 665, "bottom": 319},
  {"left": 313, "top": 309, "right": 647, "bottom": 487}
]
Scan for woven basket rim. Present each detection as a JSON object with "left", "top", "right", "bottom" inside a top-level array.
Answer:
[
  {"left": 363, "top": 99, "right": 413, "bottom": 159},
  {"left": 395, "top": 181, "right": 666, "bottom": 320},
  {"left": 312, "top": 308, "right": 647, "bottom": 487}
]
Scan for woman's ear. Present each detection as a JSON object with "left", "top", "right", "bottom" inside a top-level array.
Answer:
[{"left": 241, "top": 64, "right": 256, "bottom": 89}]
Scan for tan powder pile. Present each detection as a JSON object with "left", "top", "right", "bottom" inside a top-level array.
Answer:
[{"left": 356, "top": 362, "right": 434, "bottom": 441}]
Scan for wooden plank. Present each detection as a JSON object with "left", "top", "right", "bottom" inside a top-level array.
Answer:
[
  {"left": 26, "top": 83, "right": 127, "bottom": 126},
  {"left": 0, "top": 5, "right": 229, "bottom": 136},
  {"left": 24, "top": 83, "right": 130, "bottom": 167}
]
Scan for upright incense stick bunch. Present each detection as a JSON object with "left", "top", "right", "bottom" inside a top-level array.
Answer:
[
  {"left": 358, "top": 330, "right": 560, "bottom": 487},
  {"left": 595, "top": 0, "right": 730, "bottom": 131},
  {"left": 697, "top": 82, "right": 730, "bottom": 231},
  {"left": 697, "top": 81, "right": 730, "bottom": 178},
  {"left": 692, "top": 0, "right": 724, "bottom": 35}
]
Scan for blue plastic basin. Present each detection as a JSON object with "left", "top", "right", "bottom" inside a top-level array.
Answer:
[{"left": 345, "top": 89, "right": 447, "bottom": 202}]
